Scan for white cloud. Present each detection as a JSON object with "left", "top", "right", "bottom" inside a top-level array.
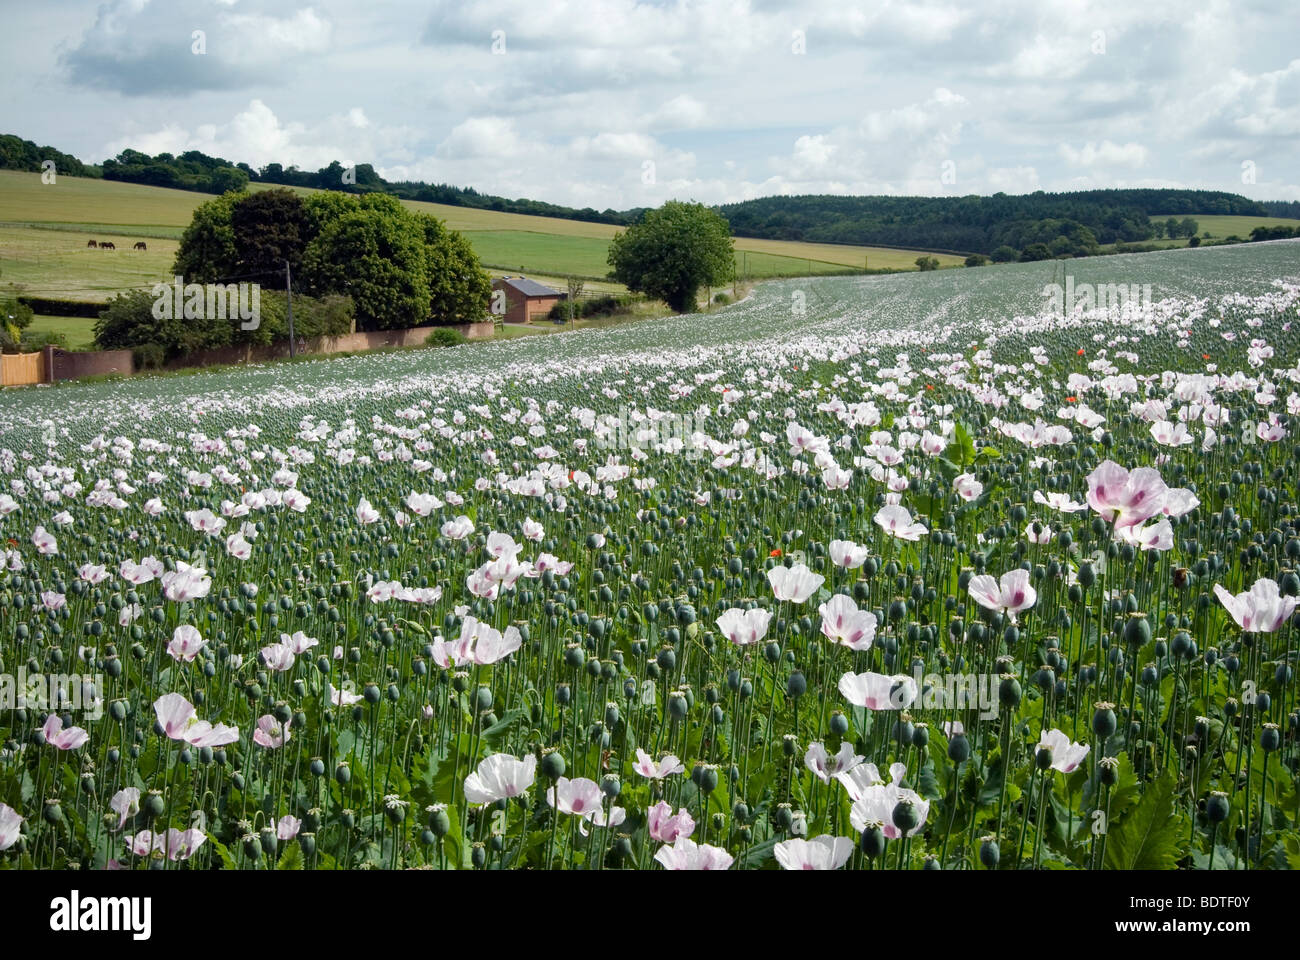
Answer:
[{"left": 1058, "top": 140, "right": 1149, "bottom": 169}]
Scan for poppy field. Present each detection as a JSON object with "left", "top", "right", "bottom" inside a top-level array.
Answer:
[{"left": 1, "top": 241, "right": 1299, "bottom": 870}]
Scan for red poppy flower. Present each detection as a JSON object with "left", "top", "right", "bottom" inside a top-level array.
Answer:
[
  {"left": 769, "top": 548, "right": 782, "bottom": 558},
  {"left": 1077, "top": 348, "right": 1085, "bottom": 356}
]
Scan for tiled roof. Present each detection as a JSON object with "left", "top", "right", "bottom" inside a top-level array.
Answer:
[{"left": 496, "top": 276, "right": 561, "bottom": 297}]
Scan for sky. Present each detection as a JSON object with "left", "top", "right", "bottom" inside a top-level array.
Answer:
[{"left": 2, "top": 0, "right": 1298, "bottom": 210}]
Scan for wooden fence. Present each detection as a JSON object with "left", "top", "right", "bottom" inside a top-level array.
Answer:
[{"left": 1, "top": 351, "right": 45, "bottom": 387}]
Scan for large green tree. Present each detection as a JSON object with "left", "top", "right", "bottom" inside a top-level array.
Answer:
[
  {"left": 607, "top": 201, "right": 734, "bottom": 313},
  {"left": 416, "top": 213, "right": 493, "bottom": 324},
  {"left": 229, "top": 188, "right": 313, "bottom": 287},
  {"left": 300, "top": 194, "right": 431, "bottom": 331},
  {"left": 172, "top": 191, "right": 241, "bottom": 283}
]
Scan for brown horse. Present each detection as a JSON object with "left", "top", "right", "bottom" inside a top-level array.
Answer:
[
  {"left": 86, "top": 240, "right": 97, "bottom": 248},
  {"left": 134, "top": 241, "right": 147, "bottom": 251},
  {"left": 100, "top": 241, "right": 115, "bottom": 250}
]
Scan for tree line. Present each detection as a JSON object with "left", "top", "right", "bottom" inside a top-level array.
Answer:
[{"left": 716, "top": 189, "right": 1266, "bottom": 258}]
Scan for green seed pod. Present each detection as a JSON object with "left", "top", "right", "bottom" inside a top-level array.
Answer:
[
  {"left": 427, "top": 805, "right": 451, "bottom": 836},
  {"left": 541, "top": 750, "right": 566, "bottom": 780},
  {"left": 979, "top": 836, "right": 1000, "bottom": 868},
  {"left": 1092, "top": 702, "right": 1117, "bottom": 738},
  {"left": 860, "top": 823, "right": 885, "bottom": 860},
  {"left": 998, "top": 675, "right": 1022, "bottom": 709},
  {"left": 143, "top": 790, "right": 165, "bottom": 818},
  {"left": 891, "top": 798, "right": 919, "bottom": 834}
]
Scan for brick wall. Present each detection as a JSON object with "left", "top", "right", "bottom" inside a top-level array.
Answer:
[{"left": 45, "top": 347, "right": 134, "bottom": 381}]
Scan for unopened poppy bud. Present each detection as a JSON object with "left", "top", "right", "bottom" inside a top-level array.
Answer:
[{"left": 782, "top": 733, "right": 798, "bottom": 757}]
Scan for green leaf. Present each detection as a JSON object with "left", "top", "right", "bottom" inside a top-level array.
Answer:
[
  {"left": 736, "top": 837, "right": 777, "bottom": 868},
  {"left": 1103, "top": 769, "right": 1188, "bottom": 870},
  {"left": 206, "top": 833, "right": 237, "bottom": 870},
  {"left": 276, "top": 840, "right": 304, "bottom": 871}
]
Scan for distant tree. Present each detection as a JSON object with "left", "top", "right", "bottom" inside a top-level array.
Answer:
[
  {"left": 566, "top": 277, "right": 585, "bottom": 322},
  {"left": 1179, "top": 217, "right": 1198, "bottom": 238},
  {"left": 991, "top": 245, "right": 1019, "bottom": 263},
  {"left": 1187, "top": 235, "right": 1201, "bottom": 247},
  {"left": 915, "top": 256, "right": 940, "bottom": 271},
  {"left": 964, "top": 254, "right": 988, "bottom": 267},
  {"left": 1164, "top": 217, "right": 1179, "bottom": 239},
  {"left": 607, "top": 201, "right": 734, "bottom": 313},
  {"left": 1019, "top": 243, "right": 1052, "bottom": 262}
]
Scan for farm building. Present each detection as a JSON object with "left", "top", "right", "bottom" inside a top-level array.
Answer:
[{"left": 491, "top": 276, "right": 562, "bottom": 324}]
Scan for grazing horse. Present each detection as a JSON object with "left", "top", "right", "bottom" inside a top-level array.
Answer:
[
  {"left": 100, "top": 241, "right": 115, "bottom": 250},
  {"left": 86, "top": 239, "right": 97, "bottom": 248},
  {"left": 134, "top": 241, "right": 147, "bottom": 251}
]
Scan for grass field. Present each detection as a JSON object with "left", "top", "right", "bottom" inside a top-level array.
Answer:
[
  {"left": 0, "top": 223, "right": 179, "bottom": 300},
  {"left": 26, "top": 314, "right": 97, "bottom": 349}
]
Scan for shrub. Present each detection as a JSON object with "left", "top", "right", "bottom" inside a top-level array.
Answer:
[
  {"left": 425, "top": 327, "right": 468, "bottom": 348},
  {"left": 14, "top": 330, "right": 67, "bottom": 352},
  {"left": 712, "top": 292, "right": 732, "bottom": 305}
]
